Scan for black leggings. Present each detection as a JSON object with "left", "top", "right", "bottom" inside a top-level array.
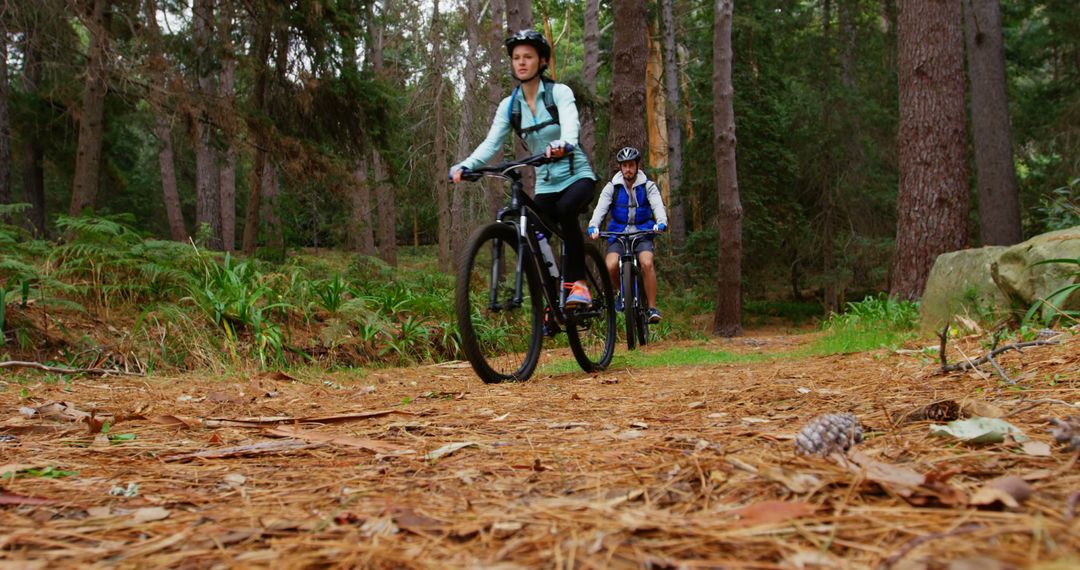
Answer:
[{"left": 533, "top": 178, "right": 596, "bottom": 282}]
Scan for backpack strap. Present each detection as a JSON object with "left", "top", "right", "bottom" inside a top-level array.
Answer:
[{"left": 509, "top": 78, "right": 560, "bottom": 139}]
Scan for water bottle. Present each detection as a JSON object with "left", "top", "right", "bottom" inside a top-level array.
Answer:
[{"left": 536, "top": 232, "right": 560, "bottom": 278}]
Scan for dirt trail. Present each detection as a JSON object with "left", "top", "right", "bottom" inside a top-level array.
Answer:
[{"left": 1, "top": 330, "right": 1078, "bottom": 568}]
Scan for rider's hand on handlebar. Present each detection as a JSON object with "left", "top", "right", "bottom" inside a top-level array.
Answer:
[
  {"left": 546, "top": 140, "right": 571, "bottom": 159},
  {"left": 449, "top": 166, "right": 468, "bottom": 184},
  {"left": 587, "top": 226, "right": 599, "bottom": 240},
  {"left": 653, "top": 223, "right": 667, "bottom": 233}
]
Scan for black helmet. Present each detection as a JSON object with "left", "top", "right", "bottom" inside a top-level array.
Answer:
[
  {"left": 616, "top": 147, "right": 641, "bottom": 163},
  {"left": 505, "top": 29, "right": 551, "bottom": 60}
]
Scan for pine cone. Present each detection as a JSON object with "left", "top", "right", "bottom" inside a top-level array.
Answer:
[
  {"left": 902, "top": 400, "right": 961, "bottom": 424},
  {"left": 1048, "top": 416, "right": 1080, "bottom": 451},
  {"left": 795, "top": 413, "right": 863, "bottom": 457}
]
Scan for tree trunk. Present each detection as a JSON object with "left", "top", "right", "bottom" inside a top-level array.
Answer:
[
  {"left": 21, "top": 37, "right": 45, "bottom": 235},
  {"left": 241, "top": 8, "right": 274, "bottom": 255},
  {"left": 891, "top": 0, "right": 969, "bottom": 300},
  {"left": 453, "top": 0, "right": 481, "bottom": 258},
  {"left": 432, "top": 0, "right": 451, "bottom": 270},
  {"left": 506, "top": 0, "right": 532, "bottom": 33},
  {"left": 193, "top": 0, "right": 221, "bottom": 249},
  {"left": 0, "top": 31, "right": 10, "bottom": 209},
  {"left": 963, "top": 0, "right": 1022, "bottom": 246},
  {"left": 661, "top": 0, "right": 686, "bottom": 247},
  {"left": 610, "top": 0, "right": 649, "bottom": 157},
  {"left": 712, "top": 0, "right": 742, "bottom": 337},
  {"left": 69, "top": 0, "right": 110, "bottom": 217},
  {"left": 144, "top": 0, "right": 187, "bottom": 241},
  {"left": 645, "top": 17, "right": 670, "bottom": 226},
  {"left": 485, "top": 0, "right": 507, "bottom": 219},
  {"left": 261, "top": 160, "right": 283, "bottom": 251},
  {"left": 581, "top": 0, "right": 600, "bottom": 168},
  {"left": 373, "top": 149, "right": 397, "bottom": 265},
  {"left": 350, "top": 162, "right": 376, "bottom": 255},
  {"left": 218, "top": 0, "right": 237, "bottom": 251}
]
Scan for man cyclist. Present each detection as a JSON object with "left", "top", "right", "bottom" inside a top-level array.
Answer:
[
  {"left": 587, "top": 147, "right": 668, "bottom": 323},
  {"left": 449, "top": 29, "right": 597, "bottom": 309}
]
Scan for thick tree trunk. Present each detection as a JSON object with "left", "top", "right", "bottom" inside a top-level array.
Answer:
[
  {"left": 661, "top": 0, "right": 686, "bottom": 247},
  {"left": 144, "top": 0, "right": 187, "bottom": 241},
  {"left": 963, "top": 0, "right": 1022, "bottom": 246},
  {"left": 645, "top": 18, "right": 670, "bottom": 224},
  {"left": 506, "top": 0, "right": 532, "bottom": 33},
  {"left": 484, "top": 0, "right": 507, "bottom": 219},
  {"left": 350, "top": 163, "right": 376, "bottom": 255},
  {"left": 453, "top": 0, "right": 481, "bottom": 258},
  {"left": 0, "top": 32, "right": 10, "bottom": 209},
  {"left": 69, "top": 0, "right": 110, "bottom": 217},
  {"left": 433, "top": 0, "right": 452, "bottom": 271},
  {"left": 712, "top": 0, "right": 742, "bottom": 337},
  {"left": 21, "top": 38, "right": 45, "bottom": 235},
  {"left": 610, "top": 0, "right": 649, "bottom": 157},
  {"left": 373, "top": 149, "right": 397, "bottom": 266},
  {"left": 241, "top": 9, "right": 273, "bottom": 255},
  {"left": 218, "top": 0, "right": 237, "bottom": 251},
  {"left": 891, "top": 0, "right": 969, "bottom": 300},
  {"left": 581, "top": 0, "right": 600, "bottom": 169},
  {"left": 193, "top": 0, "right": 221, "bottom": 249}
]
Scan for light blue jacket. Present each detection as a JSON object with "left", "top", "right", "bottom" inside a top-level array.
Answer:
[{"left": 453, "top": 80, "right": 595, "bottom": 195}]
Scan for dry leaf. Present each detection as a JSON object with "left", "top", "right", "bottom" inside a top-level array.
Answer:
[
  {"left": 164, "top": 439, "right": 318, "bottom": 462},
  {"left": 264, "top": 426, "right": 410, "bottom": 453},
  {"left": 960, "top": 399, "right": 1005, "bottom": 418},
  {"left": 759, "top": 465, "right": 821, "bottom": 494},
  {"left": 131, "top": 506, "right": 171, "bottom": 523},
  {"left": 223, "top": 473, "right": 247, "bottom": 486},
  {"left": 970, "top": 476, "right": 1032, "bottom": 509},
  {"left": 390, "top": 507, "right": 445, "bottom": 534},
  {"left": 687, "top": 401, "right": 705, "bottom": 409},
  {"left": 149, "top": 415, "right": 196, "bottom": 429},
  {"left": 1021, "top": 440, "right": 1052, "bottom": 457},
  {"left": 729, "top": 500, "right": 818, "bottom": 527},
  {"left": 0, "top": 491, "right": 56, "bottom": 505},
  {"left": 426, "top": 441, "right": 478, "bottom": 460}
]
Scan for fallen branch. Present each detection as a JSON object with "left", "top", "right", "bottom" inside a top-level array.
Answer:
[
  {"left": 939, "top": 339, "right": 1060, "bottom": 379},
  {"left": 0, "top": 360, "right": 145, "bottom": 377},
  {"left": 163, "top": 439, "right": 320, "bottom": 462}
]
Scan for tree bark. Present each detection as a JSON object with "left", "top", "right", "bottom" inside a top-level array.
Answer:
[
  {"left": 241, "top": 7, "right": 274, "bottom": 255},
  {"left": 350, "top": 162, "right": 376, "bottom": 255},
  {"left": 891, "top": 0, "right": 969, "bottom": 300},
  {"left": 646, "top": 17, "right": 669, "bottom": 222},
  {"left": 432, "top": 0, "right": 451, "bottom": 271},
  {"left": 0, "top": 31, "right": 11, "bottom": 210},
  {"left": 21, "top": 37, "right": 45, "bottom": 235},
  {"left": 373, "top": 149, "right": 397, "bottom": 265},
  {"left": 193, "top": 0, "right": 221, "bottom": 249},
  {"left": 453, "top": 0, "right": 481, "bottom": 258},
  {"left": 144, "top": 0, "right": 187, "bottom": 241},
  {"left": 484, "top": 0, "right": 507, "bottom": 220},
  {"left": 610, "top": 0, "right": 649, "bottom": 158},
  {"left": 261, "top": 160, "right": 283, "bottom": 251},
  {"left": 712, "top": 0, "right": 742, "bottom": 337},
  {"left": 963, "top": 0, "right": 1022, "bottom": 246},
  {"left": 506, "top": 0, "right": 532, "bottom": 33},
  {"left": 69, "top": 0, "right": 110, "bottom": 217},
  {"left": 581, "top": 0, "right": 600, "bottom": 167},
  {"left": 661, "top": 0, "right": 686, "bottom": 247},
  {"left": 218, "top": 0, "right": 237, "bottom": 251}
]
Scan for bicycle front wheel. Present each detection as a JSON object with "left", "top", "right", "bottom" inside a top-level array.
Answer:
[
  {"left": 621, "top": 260, "right": 638, "bottom": 350},
  {"left": 455, "top": 223, "right": 543, "bottom": 383},
  {"left": 567, "top": 243, "right": 617, "bottom": 372},
  {"left": 635, "top": 268, "right": 650, "bottom": 347}
]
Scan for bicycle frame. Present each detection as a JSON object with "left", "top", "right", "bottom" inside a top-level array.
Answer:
[{"left": 600, "top": 229, "right": 658, "bottom": 308}]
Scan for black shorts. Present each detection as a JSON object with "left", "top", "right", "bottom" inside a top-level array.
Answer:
[{"left": 606, "top": 238, "right": 655, "bottom": 256}]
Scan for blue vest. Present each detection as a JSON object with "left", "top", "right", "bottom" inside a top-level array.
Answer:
[{"left": 606, "top": 182, "right": 655, "bottom": 238}]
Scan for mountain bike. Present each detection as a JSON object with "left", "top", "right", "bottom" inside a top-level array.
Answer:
[
  {"left": 454, "top": 151, "right": 616, "bottom": 383},
  {"left": 599, "top": 229, "right": 658, "bottom": 350}
]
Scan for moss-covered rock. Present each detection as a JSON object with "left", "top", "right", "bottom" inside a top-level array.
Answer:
[
  {"left": 991, "top": 226, "right": 1080, "bottom": 321},
  {"left": 921, "top": 246, "right": 1010, "bottom": 330}
]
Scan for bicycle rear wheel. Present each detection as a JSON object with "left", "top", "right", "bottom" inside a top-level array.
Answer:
[
  {"left": 635, "top": 269, "right": 650, "bottom": 347},
  {"left": 621, "top": 261, "right": 637, "bottom": 350},
  {"left": 455, "top": 223, "right": 543, "bottom": 383},
  {"left": 567, "top": 243, "right": 616, "bottom": 371}
]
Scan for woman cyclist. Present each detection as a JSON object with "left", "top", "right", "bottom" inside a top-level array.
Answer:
[{"left": 449, "top": 29, "right": 597, "bottom": 308}]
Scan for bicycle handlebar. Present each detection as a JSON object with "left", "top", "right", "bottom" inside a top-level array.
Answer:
[
  {"left": 452, "top": 145, "right": 575, "bottom": 182},
  {"left": 598, "top": 229, "right": 661, "bottom": 238}
]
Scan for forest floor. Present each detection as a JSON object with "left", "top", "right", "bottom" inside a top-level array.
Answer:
[{"left": 2, "top": 328, "right": 1079, "bottom": 569}]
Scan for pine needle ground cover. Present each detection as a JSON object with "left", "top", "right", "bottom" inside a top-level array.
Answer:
[{"left": 2, "top": 330, "right": 1078, "bottom": 568}]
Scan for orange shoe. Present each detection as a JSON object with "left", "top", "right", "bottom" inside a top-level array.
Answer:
[{"left": 564, "top": 280, "right": 592, "bottom": 308}]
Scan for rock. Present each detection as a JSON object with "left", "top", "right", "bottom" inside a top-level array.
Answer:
[
  {"left": 920, "top": 246, "right": 1010, "bottom": 330},
  {"left": 991, "top": 226, "right": 1080, "bottom": 321}
]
